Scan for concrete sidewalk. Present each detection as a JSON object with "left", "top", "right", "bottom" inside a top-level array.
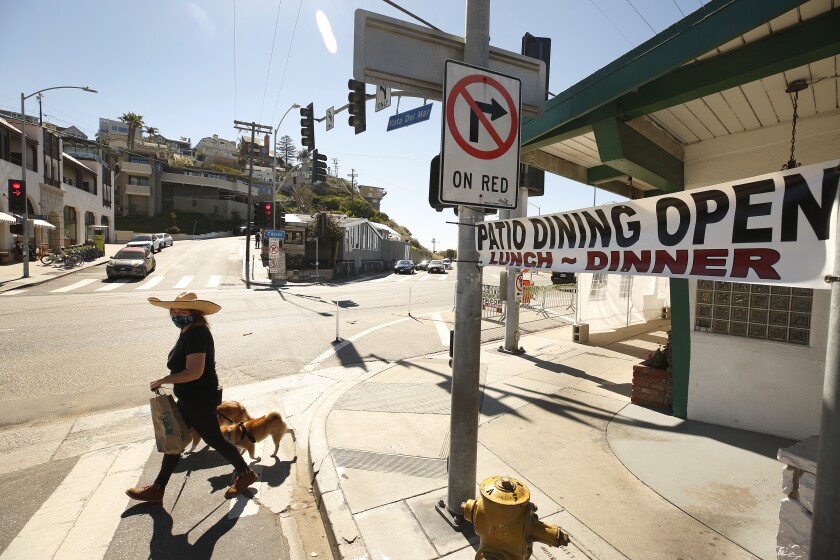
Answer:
[
  {"left": 307, "top": 321, "right": 790, "bottom": 560},
  {"left": 0, "top": 243, "right": 125, "bottom": 293}
]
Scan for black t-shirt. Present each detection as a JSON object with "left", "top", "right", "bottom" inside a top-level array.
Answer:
[{"left": 167, "top": 325, "right": 218, "bottom": 399}]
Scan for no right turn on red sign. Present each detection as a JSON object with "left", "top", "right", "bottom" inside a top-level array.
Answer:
[{"left": 439, "top": 60, "right": 521, "bottom": 210}]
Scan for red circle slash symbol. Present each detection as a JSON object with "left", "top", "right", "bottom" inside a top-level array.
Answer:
[{"left": 446, "top": 74, "right": 518, "bottom": 160}]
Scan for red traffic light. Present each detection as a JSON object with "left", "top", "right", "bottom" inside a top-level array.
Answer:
[{"left": 9, "top": 181, "right": 23, "bottom": 196}]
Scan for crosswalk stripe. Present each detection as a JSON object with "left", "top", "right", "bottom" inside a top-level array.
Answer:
[
  {"left": 370, "top": 276, "right": 391, "bottom": 283},
  {"left": 0, "top": 290, "right": 27, "bottom": 295},
  {"left": 0, "top": 440, "right": 152, "bottom": 560},
  {"left": 206, "top": 275, "right": 222, "bottom": 288},
  {"left": 173, "top": 275, "right": 194, "bottom": 289},
  {"left": 439, "top": 274, "right": 450, "bottom": 281},
  {"left": 136, "top": 276, "right": 165, "bottom": 290},
  {"left": 96, "top": 279, "right": 131, "bottom": 292},
  {"left": 50, "top": 279, "right": 97, "bottom": 293},
  {"left": 396, "top": 275, "right": 412, "bottom": 283},
  {"left": 431, "top": 312, "right": 450, "bottom": 346},
  {"left": 419, "top": 274, "right": 431, "bottom": 282},
  {"left": 229, "top": 433, "right": 294, "bottom": 519}
]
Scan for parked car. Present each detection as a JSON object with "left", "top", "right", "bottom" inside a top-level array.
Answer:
[
  {"left": 551, "top": 271, "right": 577, "bottom": 285},
  {"left": 427, "top": 260, "right": 446, "bottom": 274},
  {"left": 106, "top": 247, "right": 156, "bottom": 279},
  {"left": 154, "top": 233, "right": 174, "bottom": 248},
  {"left": 393, "top": 259, "right": 415, "bottom": 274},
  {"left": 442, "top": 258, "right": 452, "bottom": 269},
  {"left": 416, "top": 259, "right": 430, "bottom": 271},
  {"left": 237, "top": 222, "right": 258, "bottom": 235},
  {"left": 126, "top": 234, "right": 161, "bottom": 253}
]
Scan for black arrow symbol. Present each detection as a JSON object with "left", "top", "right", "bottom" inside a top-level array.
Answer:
[{"left": 469, "top": 98, "right": 508, "bottom": 143}]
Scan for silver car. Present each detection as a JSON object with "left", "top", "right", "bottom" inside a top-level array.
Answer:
[
  {"left": 427, "top": 260, "right": 446, "bottom": 273},
  {"left": 126, "top": 234, "right": 161, "bottom": 253},
  {"left": 154, "top": 233, "right": 173, "bottom": 248}
]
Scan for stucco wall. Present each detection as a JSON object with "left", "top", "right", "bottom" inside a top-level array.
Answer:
[{"left": 683, "top": 110, "right": 840, "bottom": 438}]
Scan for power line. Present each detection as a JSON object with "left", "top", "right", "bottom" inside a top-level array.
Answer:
[
  {"left": 625, "top": 0, "right": 657, "bottom": 34},
  {"left": 259, "top": 1, "right": 284, "bottom": 123},
  {"left": 671, "top": 0, "right": 685, "bottom": 16},
  {"left": 380, "top": 0, "right": 441, "bottom": 31},
  {"left": 269, "top": 0, "right": 303, "bottom": 124},
  {"left": 587, "top": 0, "right": 633, "bottom": 46}
]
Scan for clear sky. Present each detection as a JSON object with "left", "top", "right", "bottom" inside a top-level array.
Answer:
[{"left": 0, "top": 0, "right": 702, "bottom": 252}]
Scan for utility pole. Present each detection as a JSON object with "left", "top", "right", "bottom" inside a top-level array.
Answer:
[
  {"left": 37, "top": 94, "right": 43, "bottom": 126},
  {"left": 332, "top": 158, "right": 339, "bottom": 178},
  {"left": 431, "top": 237, "right": 436, "bottom": 254},
  {"left": 502, "top": 187, "right": 528, "bottom": 353},
  {"left": 234, "top": 119, "right": 272, "bottom": 287},
  {"left": 347, "top": 169, "right": 358, "bottom": 191},
  {"left": 445, "top": 0, "right": 489, "bottom": 522}
]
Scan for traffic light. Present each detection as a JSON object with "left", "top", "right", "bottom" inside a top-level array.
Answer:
[
  {"left": 300, "top": 103, "right": 315, "bottom": 150},
  {"left": 7, "top": 179, "right": 26, "bottom": 215},
  {"left": 347, "top": 79, "right": 366, "bottom": 135},
  {"left": 311, "top": 149, "right": 328, "bottom": 183},
  {"left": 277, "top": 212, "right": 286, "bottom": 228},
  {"left": 261, "top": 202, "right": 273, "bottom": 228},
  {"left": 253, "top": 203, "right": 263, "bottom": 228}
]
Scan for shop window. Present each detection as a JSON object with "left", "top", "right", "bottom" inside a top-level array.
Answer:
[{"left": 695, "top": 281, "right": 812, "bottom": 346}]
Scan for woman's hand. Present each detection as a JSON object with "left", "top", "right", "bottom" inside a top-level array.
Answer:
[{"left": 150, "top": 378, "right": 165, "bottom": 391}]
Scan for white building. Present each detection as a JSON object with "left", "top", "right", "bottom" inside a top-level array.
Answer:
[{"left": 195, "top": 134, "right": 239, "bottom": 167}]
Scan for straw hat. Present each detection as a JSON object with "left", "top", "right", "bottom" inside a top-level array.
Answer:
[{"left": 147, "top": 292, "right": 221, "bottom": 315}]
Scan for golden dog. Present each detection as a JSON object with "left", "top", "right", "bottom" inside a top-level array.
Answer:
[
  {"left": 221, "top": 411, "right": 287, "bottom": 462},
  {"left": 188, "top": 400, "right": 252, "bottom": 452}
]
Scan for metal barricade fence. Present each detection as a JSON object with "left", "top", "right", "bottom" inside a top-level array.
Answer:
[
  {"left": 521, "top": 284, "right": 577, "bottom": 315},
  {"left": 481, "top": 284, "right": 504, "bottom": 321}
]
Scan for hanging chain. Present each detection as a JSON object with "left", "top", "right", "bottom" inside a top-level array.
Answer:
[{"left": 782, "top": 89, "right": 801, "bottom": 170}]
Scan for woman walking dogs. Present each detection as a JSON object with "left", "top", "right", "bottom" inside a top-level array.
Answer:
[{"left": 126, "top": 292, "right": 258, "bottom": 504}]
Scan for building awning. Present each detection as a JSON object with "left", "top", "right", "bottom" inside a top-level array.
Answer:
[
  {"left": 30, "top": 219, "right": 56, "bottom": 230},
  {"left": 0, "top": 212, "right": 16, "bottom": 224}
]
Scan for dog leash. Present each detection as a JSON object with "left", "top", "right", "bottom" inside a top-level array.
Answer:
[{"left": 216, "top": 409, "right": 256, "bottom": 443}]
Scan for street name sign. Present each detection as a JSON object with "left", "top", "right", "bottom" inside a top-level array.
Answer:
[
  {"left": 354, "top": 9, "right": 545, "bottom": 118},
  {"left": 264, "top": 229, "right": 286, "bottom": 239},
  {"left": 375, "top": 85, "right": 391, "bottom": 112},
  {"left": 440, "top": 60, "right": 521, "bottom": 210},
  {"left": 387, "top": 103, "right": 433, "bottom": 132}
]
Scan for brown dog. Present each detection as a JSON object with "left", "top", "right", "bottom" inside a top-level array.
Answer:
[
  {"left": 188, "top": 400, "right": 252, "bottom": 452},
  {"left": 221, "top": 411, "right": 287, "bottom": 462}
]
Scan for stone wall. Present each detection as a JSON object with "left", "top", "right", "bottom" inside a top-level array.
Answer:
[{"left": 777, "top": 435, "right": 818, "bottom": 559}]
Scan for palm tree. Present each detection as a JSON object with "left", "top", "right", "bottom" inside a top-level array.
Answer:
[
  {"left": 144, "top": 126, "right": 159, "bottom": 142},
  {"left": 297, "top": 148, "right": 310, "bottom": 162},
  {"left": 119, "top": 112, "right": 144, "bottom": 149}
]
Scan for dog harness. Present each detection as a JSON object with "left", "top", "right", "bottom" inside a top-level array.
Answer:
[{"left": 217, "top": 410, "right": 256, "bottom": 443}]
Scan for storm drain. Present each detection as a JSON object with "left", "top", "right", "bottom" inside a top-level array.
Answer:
[
  {"left": 332, "top": 448, "right": 447, "bottom": 479},
  {"left": 334, "top": 382, "right": 452, "bottom": 414}
]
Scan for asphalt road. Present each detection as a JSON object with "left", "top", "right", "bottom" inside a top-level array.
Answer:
[{"left": 0, "top": 236, "right": 457, "bottom": 427}]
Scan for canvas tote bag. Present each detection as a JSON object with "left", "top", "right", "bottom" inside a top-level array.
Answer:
[{"left": 150, "top": 389, "right": 192, "bottom": 453}]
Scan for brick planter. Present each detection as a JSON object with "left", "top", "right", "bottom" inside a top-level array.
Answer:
[{"left": 632, "top": 363, "right": 673, "bottom": 413}]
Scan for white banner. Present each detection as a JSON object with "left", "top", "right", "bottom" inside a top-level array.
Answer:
[{"left": 476, "top": 161, "right": 840, "bottom": 289}]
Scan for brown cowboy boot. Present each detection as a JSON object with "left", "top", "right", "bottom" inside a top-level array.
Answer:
[
  {"left": 224, "top": 469, "right": 258, "bottom": 498},
  {"left": 126, "top": 483, "right": 164, "bottom": 504}
]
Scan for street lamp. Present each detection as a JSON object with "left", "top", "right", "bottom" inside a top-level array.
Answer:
[
  {"left": 19, "top": 85, "right": 97, "bottom": 278},
  {"left": 271, "top": 103, "right": 301, "bottom": 229},
  {"left": 528, "top": 201, "right": 541, "bottom": 216}
]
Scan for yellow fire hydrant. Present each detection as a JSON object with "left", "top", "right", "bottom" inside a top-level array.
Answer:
[{"left": 462, "top": 475, "right": 569, "bottom": 560}]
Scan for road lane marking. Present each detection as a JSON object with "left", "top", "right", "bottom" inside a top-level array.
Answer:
[
  {"left": 229, "top": 435, "right": 294, "bottom": 519},
  {"left": 95, "top": 279, "right": 131, "bottom": 292},
  {"left": 50, "top": 279, "right": 97, "bottom": 293},
  {"left": 173, "top": 275, "right": 194, "bottom": 289},
  {"left": 431, "top": 313, "right": 450, "bottom": 346},
  {"left": 206, "top": 275, "right": 222, "bottom": 288},
  {"left": 136, "top": 276, "right": 165, "bottom": 290},
  {"left": 0, "top": 290, "right": 27, "bottom": 296},
  {"left": 0, "top": 440, "right": 152, "bottom": 560},
  {"left": 439, "top": 274, "right": 450, "bottom": 281},
  {"left": 420, "top": 274, "right": 431, "bottom": 282}
]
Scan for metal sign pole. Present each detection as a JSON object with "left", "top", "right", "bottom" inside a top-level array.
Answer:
[
  {"left": 446, "top": 0, "right": 489, "bottom": 521},
  {"left": 810, "top": 165, "right": 840, "bottom": 557}
]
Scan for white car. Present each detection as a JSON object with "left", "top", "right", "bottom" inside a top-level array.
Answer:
[
  {"left": 126, "top": 234, "right": 161, "bottom": 253},
  {"left": 154, "top": 233, "right": 174, "bottom": 248}
]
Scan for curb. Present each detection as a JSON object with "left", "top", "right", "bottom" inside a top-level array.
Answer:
[
  {"left": 0, "top": 259, "right": 107, "bottom": 293},
  {"left": 306, "top": 365, "right": 398, "bottom": 560}
]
